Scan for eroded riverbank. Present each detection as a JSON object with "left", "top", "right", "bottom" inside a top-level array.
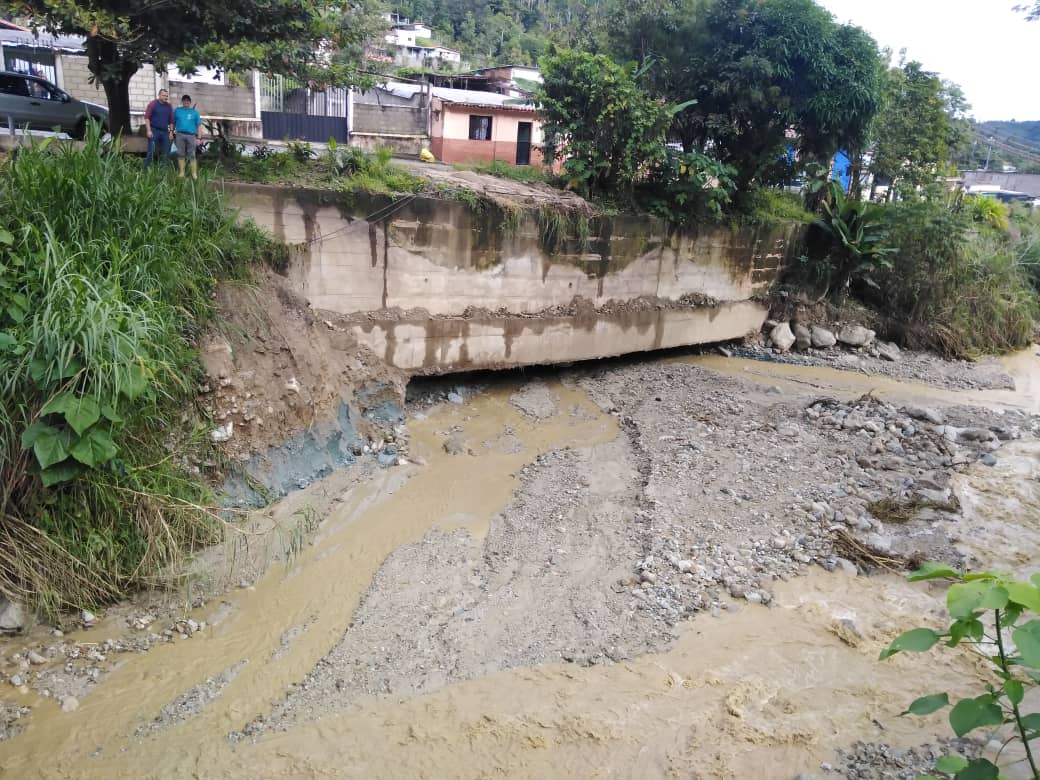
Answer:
[{"left": 1, "top": 348, "right": 1039, "bottom": 779}]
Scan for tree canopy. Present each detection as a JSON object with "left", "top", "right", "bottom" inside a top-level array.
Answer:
[
  {"left": 1, "top": 0, "right": 376, "bottom": 133},
  {"left": 610, "top": 0, "right": 881, "bottom": 189},
  {"left": 868, "top": 59, "right": 967, "bottom": 194}
]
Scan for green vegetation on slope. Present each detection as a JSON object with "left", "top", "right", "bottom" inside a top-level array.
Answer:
[{"left": 0, "top": 132, "right": 279, "bottom": 614}]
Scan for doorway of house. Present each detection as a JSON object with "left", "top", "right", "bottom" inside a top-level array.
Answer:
[{"left": 516, "top": 122, "right": 532, "bottom": 166}]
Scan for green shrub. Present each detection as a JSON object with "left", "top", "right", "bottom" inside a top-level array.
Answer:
[
  {"left": 640, "top": 150, "right": 736, "bottom": 224},
  {"left": 0, "top": 131, "right": 276, "bottom": 613},
  {"left": 456, "top": 160, "right": 548, "bottom": 184},
  {"left": 878, "top": 196, "right": 1037, "bottom": 356},
  {"left": 882, "top": 564, "right": 1040, "bottom": 780},
  {"left": 736, "top": 188, "right": 816, "bottom": 227}
]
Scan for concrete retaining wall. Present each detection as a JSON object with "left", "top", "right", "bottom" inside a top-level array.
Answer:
[{"left": 221, "top": 182, "right": 798, "bottom": 373}]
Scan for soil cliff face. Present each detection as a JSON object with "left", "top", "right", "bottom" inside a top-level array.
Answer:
[{"left": 198, "top": 270, "right": 407, "bottom": 503}]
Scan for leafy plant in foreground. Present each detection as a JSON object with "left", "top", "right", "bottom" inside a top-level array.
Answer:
[
  {"left": 881, "top": 564, "right": 1040, "bottom": 779},
  {"left": 816, "top": 180, "right": 893, "bottom": 304},
  {"left": 0, "top": 128, "right": 278, "bottom": 612}
]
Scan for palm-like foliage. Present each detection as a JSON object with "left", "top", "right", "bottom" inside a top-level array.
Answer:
[{"left": 816, "top": 180, "right": 892, "bottom": 303}]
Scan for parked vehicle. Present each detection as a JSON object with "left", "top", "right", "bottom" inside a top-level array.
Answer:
[{"left": 0, "top": 70, "right": 108, "bottom": 138}]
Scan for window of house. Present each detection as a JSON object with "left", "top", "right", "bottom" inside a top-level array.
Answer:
[{"left": 468, "top": 115, "right": 492, "bottom": 141}]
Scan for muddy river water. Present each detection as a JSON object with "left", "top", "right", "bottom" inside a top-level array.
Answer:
[{"left": 2, "top": 351, "right": 1039, "bottom": 779}]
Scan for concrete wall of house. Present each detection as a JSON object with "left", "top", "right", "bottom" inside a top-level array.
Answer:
[
  {"left": 350, "top": 132, "right": 428, "bottom": 157},
  {"left": 963, "top": 170, "right": 1040, "bottom": 198},
  {"left": 170, "top": 81, "right": 255, "bottom": 119},
  {"left": 55, "top": 54, "right": 257, "bottom": 132},
  {"left": 431, "top": 103, "right": 546, "bottom": 166},
  {"left": 57, "top": 53, "right": 158, "bottom": 114},
  {"left": 353, "top": 104, "right": 426, "bottom": 135},
  {"left": 220, "top": 182, "right": 797, "bottom": 373}
]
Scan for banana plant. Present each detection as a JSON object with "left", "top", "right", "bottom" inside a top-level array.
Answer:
[{"left": 816, "top": 179, "right": 893, "bottom": 304}]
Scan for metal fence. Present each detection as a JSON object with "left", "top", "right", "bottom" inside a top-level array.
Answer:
[
  {"left": 0, "top": 45, "right": 57, "bottom": 85},
  {"left": 260, "top": 75, "right": 348, "bottom": 142}
]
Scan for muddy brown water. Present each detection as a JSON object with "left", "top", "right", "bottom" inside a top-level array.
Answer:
[{"left": 2, "top": 351, "right": 1039, "bottom": 779}]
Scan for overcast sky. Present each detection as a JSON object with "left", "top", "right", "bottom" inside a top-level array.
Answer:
[{"left": 816, "top": 0, "right": 1037, "bottom": 121}]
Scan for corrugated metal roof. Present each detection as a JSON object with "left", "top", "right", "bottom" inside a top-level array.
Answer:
[
  {"left": 0, "top": 27, "right": 86, "bottom": 51},
  {"left": 382, "top": 81, "right": 536, "bottom": 111}
]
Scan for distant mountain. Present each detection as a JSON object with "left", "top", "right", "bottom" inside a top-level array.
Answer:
[{"left": 976, "top": 121, "right": 1040, "bottom": 150}]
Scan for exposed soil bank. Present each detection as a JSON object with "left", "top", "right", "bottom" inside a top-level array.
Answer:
[{"left": 0, "top": 348, "right": 1037, "bottom": 779}]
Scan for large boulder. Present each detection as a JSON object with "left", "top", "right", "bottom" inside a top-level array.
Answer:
[
  {"left": 811, "top": 326, "right": 837, "bottom": 348},
  {"left": 903, "top": 405, "right": 945, "bottom": 425},
  {"left": 837, "top": 324, "right": 876, "bottom": 348},
  {"left": 875, "top": 341, "right": 901, "bottom": 362},
  {"left": 769, "top": 322, "right": 796, "bottom": 352},
  {"left": 793, "top": 323, "right": 812, "bottom": 351},
  {"left": 0, "top": 599, "right": 25, "bottom": 633}
]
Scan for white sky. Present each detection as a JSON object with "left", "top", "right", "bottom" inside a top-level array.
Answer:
[{"left": 816, "top": 0, "right": 1038, "bottom": 121}]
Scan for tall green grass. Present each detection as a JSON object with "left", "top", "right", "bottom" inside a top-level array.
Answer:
[
  {"left": 877, "top": 196, "right": 1037, "bottom": 357},
  {"left": 0, "top": 131, "right": 276, "bottom": 614}
]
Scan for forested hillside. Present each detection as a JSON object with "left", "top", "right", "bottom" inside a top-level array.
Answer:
[
  {"left": 976, "top": 120, "right": 1040, "bottom": 149},
  {"left": 389, "top": 0, "right": 623, "bottom": 66}
]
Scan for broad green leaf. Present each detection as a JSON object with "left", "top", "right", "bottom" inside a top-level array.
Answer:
[
  {"left": 100, "top": 403, "right": 123, "bottom": 423},
  {"left": 880, "top": 628, "right": 943, "bottom": 660},
  {"left": 1031, "top": 573, "right": 1040, "bottom": 589},
  {"left": 1004, "top": 679, "right": 1024, "bottom": 705},
  {"left": 40, "top": 460, "right": 83, "bottom": 487},
  {"left": 908, "top": 562, "right": 961, "bottom": 582},
  {"left": 57, "top": 357, "right": 83, "bottom": 380},
  {"left": 32, "top": 426, "right": 71, "bottom": 470},
  {"left": 949, "top": 696, "right": 1004, "bottom": 737},
  {"left": 1019, "top": 712, "right": 1040, "bottom": 734},
  {"left": 120, "top": 364, "right": 148, "bottom": 400},
  {"left": 0, "top": 332, "right": 15, "bottom": 350},
  {"left": 1013, "top": 620, "right": 1040, "bottom": 668},
  {"left": 934, "top": 755, "right": 968, "bottom": 773},
  {"left": 1004, "top": 604, "right": 1024, "bottom": 628},
  {"left": 901, "top": 692, "right": 949, "bottom": 716},
  {"left": 948, "top": 581, "right": 1008, "bottom": 619},
  {"left": 21, "top": 422, "right": 55, "bottom": 449},
  {"left": 40, "top": 393, "right": 100, "bottom": 436},
  {"left": 947, "top": 619, "right": 984, "bottom": 647},
  {"left": 29, "top": 357, "right": 48, "bottom": 384},
  {"left": 1006, "top": 582, "right": 1040, "bottom": 614},
  {"left": 955, "top": 759, "right": 1000, "bottom": 780},
  {"left": 0, "top": 228, "right": 13, "bottom": 246},
  {"left": 69, "top": 428, "right": 117, "bottom": 468}
]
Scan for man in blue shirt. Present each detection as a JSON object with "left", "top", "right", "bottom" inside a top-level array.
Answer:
[
  {"left": 173, "top": 94, "right": 204, "bottom": 179},
  {"left": 143, "top": 89, "right": 174, "bottom": 169}
]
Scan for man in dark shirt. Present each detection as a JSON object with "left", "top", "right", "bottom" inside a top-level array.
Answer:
[{"left": 144, "top": 89, "right": 174, "bottom": 169}]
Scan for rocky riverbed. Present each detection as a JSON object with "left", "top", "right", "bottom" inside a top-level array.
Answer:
[{"left": 0, "top": 347, "right": 1038, "bottom": 779}]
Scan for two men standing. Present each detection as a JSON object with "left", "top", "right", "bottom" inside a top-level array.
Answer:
[{"left": 144, "top": 90, "right": 204, "bottom": 179}]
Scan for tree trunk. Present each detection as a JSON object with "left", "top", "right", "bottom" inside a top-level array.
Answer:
[
  {"left": 85, "top": 36, "right": 140, "bottom": 136},
  {"left": 848, "top": 151, "right": 863, "bottom": 201}
]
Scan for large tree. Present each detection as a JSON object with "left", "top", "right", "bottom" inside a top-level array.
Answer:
[
  {"left": 1, "top": 0, "right": 374, "bottom": 134},
  {"left": 868, "top": 60, "right": 963, "bottom": 196},
  {"left": 537, "top": 49, "right": 673, "bottom": 197},
  {"left": 611, "top": 0, "right": 882, "bottom": 190}
]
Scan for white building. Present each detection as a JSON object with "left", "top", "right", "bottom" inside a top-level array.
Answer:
[{"left": 385, "top": 22, "right": 433, "bottom": 48}]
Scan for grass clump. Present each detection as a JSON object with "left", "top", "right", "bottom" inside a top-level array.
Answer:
[
  {"left": 0, "top": 130, "right": 277, "bottom": 615},
  {"left": 735, "top": 187, "right": 816, "bottom": 228},
  {"left": 876, "top": 194, "right": 1038, "bottom": 357},
  {"left": 454, "top": 159, "right": 548, "bottom": 184},
  {"left": 208, "top": 142, "right": 426, "bottom": 196}
]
